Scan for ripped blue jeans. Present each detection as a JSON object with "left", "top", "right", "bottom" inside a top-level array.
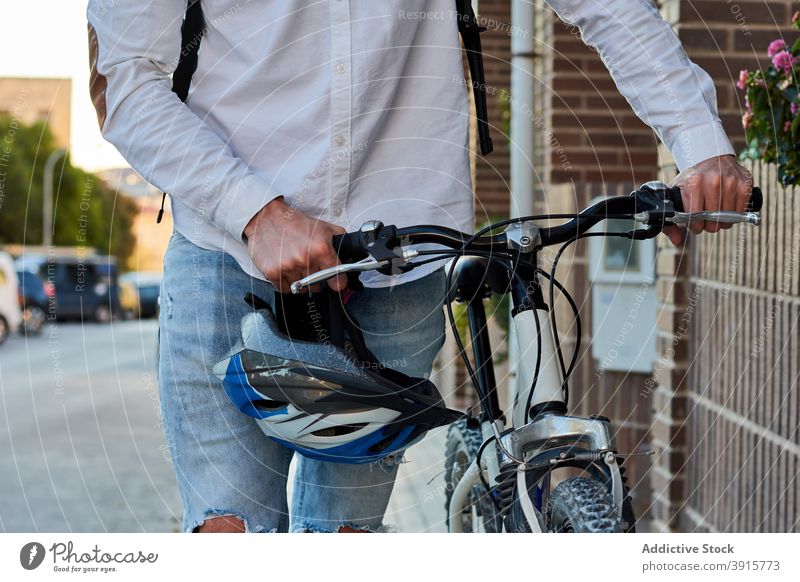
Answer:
[{"left": 157, "top": 232, "right": 446, "bottom": 532}]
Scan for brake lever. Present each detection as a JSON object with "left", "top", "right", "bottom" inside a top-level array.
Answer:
[
  {"left": 633, "top": 210, "right": 760, "bottom": 228},
  {"left": 668, "top": 210, "right": 761, "bottom": 226},
  {"left": 290, "top": 248, "right": 419, "bottom": 294}
]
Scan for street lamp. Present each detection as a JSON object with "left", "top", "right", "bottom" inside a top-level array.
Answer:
[{"left": 43, "top": 147, "right": 67, "bottom": 247}]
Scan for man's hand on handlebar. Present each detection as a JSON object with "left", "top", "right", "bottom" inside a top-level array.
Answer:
[
  {"left": 664, "top": 154, "right": 754, "bottom": 245},
  {"left": 243, "top": 198, "right": 347, "bottom": 294}
]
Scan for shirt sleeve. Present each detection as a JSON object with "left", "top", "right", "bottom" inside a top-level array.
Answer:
[
  {"left": 544, "top": 0, "right": 734, "bottom": 171},
  {"left": 87, "top": 0, "right": 281, "bottom": 240}
]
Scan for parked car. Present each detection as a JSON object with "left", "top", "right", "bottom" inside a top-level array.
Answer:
[
  {"left": 119, "top": 278, "right": 139, "bottom": 319},
  {"left": 119, "top": 272, "right": 162, "bottom": 319},
  {"left": 0, "top": 252, "right": 23, "bottom": 344},
  {"left": 16, "top": 270, "right": 54, "bottom": 335},
  {"left": 16, "top": 254, "right": 121, "bottom": 322}
]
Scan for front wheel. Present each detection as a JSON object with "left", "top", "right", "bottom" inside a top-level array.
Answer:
[
  {"left": 547, "top": 477, "right": 623, "bottom": 533},
  {"left": 443, "top": 418, "right": 503, "bottom": 533}
]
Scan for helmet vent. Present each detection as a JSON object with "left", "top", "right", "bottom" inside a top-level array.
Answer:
[
  {"left": 253, "top": 399, "right": 288, "bottom": 411},
  {"left": 311, "top": 423, "right": 368, "bottom": 437}
]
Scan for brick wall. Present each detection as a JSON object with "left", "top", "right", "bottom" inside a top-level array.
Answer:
[
  {"left": 548, "top": 13, "right": 661, "bottom": 185},
  {"left": 680, "top": 162, "right": 800, "bottom": 532},
  {"left": 474, "top": 0, "right": 799, "bottom": 532},
  {"left": 652, "top": 1, "right": 800, "bottom": 531}
]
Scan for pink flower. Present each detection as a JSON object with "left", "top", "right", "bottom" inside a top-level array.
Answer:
[
  {"left": 737, "top": 69, "right": 749, "bottom": 90},
  {"left": 772, "top": 50, "right": 796, "bottom": 75},
  {"left": 743, "top": 111, "right": 753, "bottom": 129},
  {"left": 768, "top": 39, "right": 786, "bottom": 57},
  {"left": 793, "top": 11, "right": 800, "bottom": 26},
  {"left": 792, "top": 102, "right": 799, "bottom": 116},
  {"left": 784, "top": 120, "right": 792, "bottom": 133}
]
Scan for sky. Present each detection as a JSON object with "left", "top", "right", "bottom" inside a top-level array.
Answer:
[{"left": 3, "top": 1, "right": 126, "bottom": 171}]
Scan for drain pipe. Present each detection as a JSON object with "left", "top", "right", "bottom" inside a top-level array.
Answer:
[
  {"left": 510, "top": 0, "right": 537, "bottom": 218},
  {"left": 508, "top": 0, "right": 538, "bottom": 408}
]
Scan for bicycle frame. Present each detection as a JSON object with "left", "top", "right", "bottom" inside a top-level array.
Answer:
[{"left": 447, "top": 247, "right": 625, "bottom": 532}]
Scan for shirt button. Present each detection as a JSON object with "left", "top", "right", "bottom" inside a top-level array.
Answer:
[
  {"left": 335, "top": 63, "right": 346, "bottom": 74},
  {"left": 333, "top": 134, "right": 346, "bottom": 147},
  {"left": 332, "top": 208, "right": 343, "bottom": 218}
]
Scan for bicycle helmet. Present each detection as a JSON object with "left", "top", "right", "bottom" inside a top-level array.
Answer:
[{"left": 213, "top": 292, "right": 462, "bottom": 464}]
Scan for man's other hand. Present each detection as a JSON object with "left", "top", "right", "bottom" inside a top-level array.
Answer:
[
  {"left": 663, "top": 155, "right": 753, "bottom": 245},
  {"left": 243, "top": 198, "right": 346, "bottom": 294}
]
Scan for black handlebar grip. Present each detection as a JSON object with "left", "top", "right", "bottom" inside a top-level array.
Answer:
[
  {"left": 666, "top": 185, "right": 685, "bottom": 213},
  {"left": 667, "top": 185, "right": 763, "bottom": 213},
  {"left": 748, "top": 187, "right": 763, "bottom": 212},
  {"left": 332, "top": 232, "right": 368, "bottom": 262}
]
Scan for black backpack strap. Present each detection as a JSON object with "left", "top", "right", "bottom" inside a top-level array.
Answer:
[
  {"left": 456, "top": 0, "right": 493, "bottom": 156},
  {"left": 172, "top": 0, "right": 204, "bottom": 101},
  {"left": 158, "top": 0, "right": 205, "bottom": 223}
]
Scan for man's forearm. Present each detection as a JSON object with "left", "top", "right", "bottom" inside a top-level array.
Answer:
[{"left": 543, "top": 0, "right": 734, "bottom": 170}]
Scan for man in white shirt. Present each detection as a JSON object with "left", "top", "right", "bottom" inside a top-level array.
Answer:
[{"left": 87, "top": 0, "right": 752, "bottom": 533}]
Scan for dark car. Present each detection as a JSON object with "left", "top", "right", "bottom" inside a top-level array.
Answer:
[
  {"left": 16, "top": 270, "right": 54, "bottom": 335},
  {"left": 17, "top": 254, "right": 121, "bottom": 322},
  {"left": 119, "top": 272, "right": 161, "bottom": 319}
]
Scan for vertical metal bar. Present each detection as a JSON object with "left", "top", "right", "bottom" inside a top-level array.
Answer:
[
  {"left": 466, "top": 296, "right": 501, "bottom": 420},
  {"left": 43, "top": 148, "right": 66, "bottom": 246}
]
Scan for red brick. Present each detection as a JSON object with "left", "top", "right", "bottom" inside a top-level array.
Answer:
[
  {"left": 551, "top": 169, "right": 583, "bottom": 183},
  {"left": 550, "top": 131, "right": 584, "bottom": 146},
  {"left": 623, "top": 151, "right": 659, "bottom": 168},
  {"left": 679, "top": 27, "right": 730, "bottom": 51},
  {"left": 554, "top": 150, "right": 620, "bottom": 166},
  {"left": 553, "top": 76, "right": 619, "bottom": 92},
  {"left": 553, "top": 93, "right": 585, "bottom": 109},
  {"left": 681, "top": 1, "right": 788, "bottom": 25},
  {"left": 587, "top": 132, "right": 657, "bottom": 148},
  {"left": 692, "top": 56, "right": 767, "bottom": 80},
  {"left": 585, "top": 95, "right": 631, "bottom": 110},
  {"left": 584, "top": 169, "right": 640, "bottom": 182}
]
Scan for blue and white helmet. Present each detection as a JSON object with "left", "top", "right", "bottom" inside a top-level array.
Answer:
[{"left": 213, "top": 294, "right": 461, "bottom": 464}]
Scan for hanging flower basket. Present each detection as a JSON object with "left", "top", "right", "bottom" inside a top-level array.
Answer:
[{"left": 738, "top": 12, "right": 800, "bottom": 185}]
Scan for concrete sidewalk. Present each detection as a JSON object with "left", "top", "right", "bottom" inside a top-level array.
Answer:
[{"left": 384, "top": 428, "right": 449, "bottom": 532}]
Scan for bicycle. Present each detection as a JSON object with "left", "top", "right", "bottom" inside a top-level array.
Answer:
[{"left": 290, "top": 181, "right": 762, "bottom": 533}]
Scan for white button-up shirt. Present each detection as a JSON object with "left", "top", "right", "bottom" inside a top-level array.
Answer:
[{"left": 88, "top": 0, "right": 733, "bottom": 288}]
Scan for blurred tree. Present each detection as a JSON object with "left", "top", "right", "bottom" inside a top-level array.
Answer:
[{"left": 0, "top": 116, "right": 136, "bottom": 265}]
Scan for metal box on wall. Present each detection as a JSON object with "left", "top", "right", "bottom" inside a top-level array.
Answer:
[{"left": 588, "top": 216, "right": 658, "bottom": 373}]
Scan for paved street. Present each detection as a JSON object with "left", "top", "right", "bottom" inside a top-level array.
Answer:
[
  {"left": 0, "top": 320, "right": 182, "bottom": 532},
  {"left": 0, "top": 320, "right": 447, "bottom": 532}
]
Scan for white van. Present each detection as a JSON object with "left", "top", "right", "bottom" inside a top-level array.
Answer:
[{"left": 0, "top": 251, "right": 23, "bottom": 345}]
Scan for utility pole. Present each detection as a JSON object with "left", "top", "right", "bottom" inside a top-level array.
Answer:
[{"left": 43, "top": 148, "right": 67, "bottom": 246}]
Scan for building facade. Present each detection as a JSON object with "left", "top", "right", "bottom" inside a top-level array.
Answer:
[
  {"left": 0, "top": 77, "right": 72, "bottom": 149},
  {"left": 472, "top": 0, "right": 799, "bottom": 531}
]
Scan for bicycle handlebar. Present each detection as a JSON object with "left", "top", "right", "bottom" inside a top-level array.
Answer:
[{"left": 294, "top": 182, "right": 762, "bottom": 293}]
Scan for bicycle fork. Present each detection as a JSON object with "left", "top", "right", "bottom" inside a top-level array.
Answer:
[{"left": 448, "top": 286, "right": 625, "bottom": 531}]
